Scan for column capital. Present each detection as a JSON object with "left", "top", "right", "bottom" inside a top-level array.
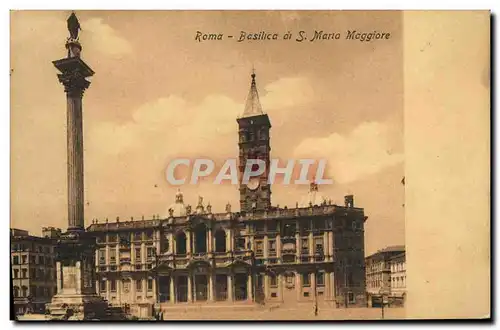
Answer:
[
  {"left": 53, "top": 57, "right": 94, "bottom": 98},
  {"left": 57, "top": 70, "right": 90, "bottom": 97}
]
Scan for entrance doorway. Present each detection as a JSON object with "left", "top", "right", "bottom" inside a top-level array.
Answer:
[
  {"left": 234, "top": 273, "right": 248, "bottom": 301},
  {"left": 176, "top": 276, "right": 188, "bottom": 302},
  {"left": 195, "top": 275, "right": 208, "bottom": 301}
]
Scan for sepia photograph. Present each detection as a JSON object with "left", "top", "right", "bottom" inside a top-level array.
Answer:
[{"left": 8, "top": 9, "right": 490, "bottom": 321}]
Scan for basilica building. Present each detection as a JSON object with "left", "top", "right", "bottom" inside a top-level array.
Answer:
[{"left": 87, "top": 72, "right": 368, "bottom": 315}]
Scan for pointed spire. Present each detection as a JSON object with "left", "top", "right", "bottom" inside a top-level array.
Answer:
[{"left": 242, "top": 69, "right": 264, "bottom": 117}]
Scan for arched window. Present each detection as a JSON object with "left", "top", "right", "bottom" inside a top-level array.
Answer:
[
  {"left": 214, "top": 229, "right": 226, "bottom": 253},
  {"left": 194, "top": 223, "right": 207, "bottom": 254},
  {"left": 176, "top": 231, "right": 187, "bottom": 255},
  {"left": 13, "top": 286, "right": 19, "bottom": 297},
  {"left": 21, "top": 286, "right": 27, "bottom": 297}
]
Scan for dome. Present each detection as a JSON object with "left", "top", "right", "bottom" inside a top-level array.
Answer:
[
  {"left": 166, "top": 189, "right": 187, "bottom": 217},
  {"left": 299, "top": 181, "right": 328, "bottom": 207}
]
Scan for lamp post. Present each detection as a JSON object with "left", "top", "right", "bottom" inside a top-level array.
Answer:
[{"left": 379, "top": 288, "right": 389, "bottom": 319}]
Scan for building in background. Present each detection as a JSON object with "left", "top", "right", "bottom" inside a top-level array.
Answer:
[
  {"left": 365, "top": 245, "right": 405, "bottom": 307},
  {"left": 10, "top": 227, "right": 61, "bottom": 314},
  {"left": 389, "top": 251, "right": 406, "bottom": 306}
]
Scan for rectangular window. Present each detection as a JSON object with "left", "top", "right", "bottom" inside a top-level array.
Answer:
[
  {"left": 270, "top": 274, "right": 277, "bottom": 287},
  {"left": 99, "top": 249, "right": 106, "bottom": 264},
  {"left": 147, "top": 279, "right": 153, "bottom": 292},
  {"left": 22, "top": 269, "right": 27, "bottom": 278},
  {"left": 267, "top": 221, "right": 277, "bottom": 232},
  {"left": 147, "top": 247, "right": 155, "bottom": 260},
  {"left": 303, "top": 292, "right": 309, "bottom": 297},
  {"left": 255, "top": 222, "right": 265, "bottom": 233},
  {"left": 13, "top": 269, "right": 19, "bottom": 278},
  {"left": 255, "top": 240, "right": 263, "bottom": 256},
  {"left": 136, "top": 279, "right": 143, "bottom": 292},
  {"left": 100, "top": 280, "right": 106, "bottom": 292},
  {"left": 110, "top": 280, "right": 117, "bottom": 292},
  {"left": 39, "top": 256, "right": 44, "bottom": 265},
  {"left": 134, "top": 232, "right": 142, "bottom": 242},
  {"left": 268, "top": 240, "right": 276, "bottom": 256},
  {"left": 13, "top": 256, "right": 19, "bottom": 264},
  {"left": 302, "top": 273, "right": 310, "bottom": 287},
  {"left": 271, "top": 292, "right": 277, "bottom": 298},
  {"left": 317, "top": 272, "right": 325, "bottom": 286},
  {"left": 235, "top": 238, "right": 245, "bottom": 250},
  {"left": 30, "top": 256, "right": 36, "bottom": 264},
  {"left": 314, "top": 237, "right": 324, "bottom": 255},
  {"left": 348, "top": 292, "right": 355, "bottom": 303},
  {"left": 109, "top": 249, "right": 116, "bottom": 264},
  {"left": 135, "top": 248, "right": 142, "bottom": 262},
  {"left": 145, "top": 230, "right": 154, "bottom": 241},
  {"left": 301, "top": 239, "right": 309, "bottom": 253}
]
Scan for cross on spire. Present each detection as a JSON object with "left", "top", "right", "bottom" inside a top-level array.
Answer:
[{"left": 242, "top": 67, "right": 264, "bottom": 117}]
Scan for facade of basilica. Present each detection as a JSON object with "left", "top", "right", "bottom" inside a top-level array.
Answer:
[{"left": 86, "top": 72, "right": 368, "bottom": 314}]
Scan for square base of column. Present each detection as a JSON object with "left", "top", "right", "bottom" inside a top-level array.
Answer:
[{"left": 46, "top": 293, "right": 110, "bottom": 320}]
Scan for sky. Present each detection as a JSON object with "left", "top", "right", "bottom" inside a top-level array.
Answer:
[{"left": 10, "top": 10, "right": 404, "bottom": 255}]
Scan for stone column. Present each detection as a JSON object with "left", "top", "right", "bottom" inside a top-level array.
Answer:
[
  {"left": 169, "top": 276, "right": 175, "bottom": 303},
  {"left": 264, "top": 274, "right": 270, "bottom": 299},
  {"left": 209, "top": 272, "right": 215, "bottom": 302},
  {"left": 311, "top": 272, "right": 316, "bottom": 302},
  {"left": 187, "top": 273, "right": 193, "bottom": 302},
  {"left": 56, "top": 262, "right": 62, "bottom": 294},
  {"left": 75, "top": 261, "right": 82, "bottom": 294},
  {"left": 308, "top": 232, "right": 314, "bottom": 262},
  {"left": 276, "top": 233, "right": 281, "bottom": 261},
  {"left": 247, "top": 274, "right": 253, "bottom": 302},
  {"left": 141, "top": 243, "right": 145, "bottom": 264},
  {"left": 330, "top": 272, "right": 336, "bottom": 300},
  {"left": 106, "top": 279, "right": 111, "bottom": 302},
  {"left": 186, "top": 231, "right": 192, "bottom": 255},
  {"left": 131, "top": 277, "right": 136, "bottom": 303},
  {"left": 117, "top": 277, "right": 122, "bottom": 305},
  {"left": 131, "top": 242, "right": 135, "bottom": 264},
  {"left": 152, "top": 278, "right": 157, "bottom": 303},
  {"left": 329, "top": 232, "right": 334, "bottom": 260},
  {"left": 296, "top": 273, "right": 302, "bottom": 301},
  {"left": 264, "top": 235, "right": 269, "bottom": 259},
  {"left": 207, "top": 228, "right": 212, "bottom": 253},
  {"left": 156, "top": 230, "right": 161, "bottom": 255},
  {"left": 106, "top": 244, "right": 110, "bottom": 267},
  {"left": 142, "top": 278, "right": 147, "bottom": 302},
  {"left": 324, "top": 272, "right": 330, "bottom": 300},
  {"left": 278, "top": 274, "right": 284, "bottom": 302},
  {"left": 66, "top": 92, "right": 85, "bottom": 231},
  {"left": 295, "top": 232, "right": 300, "bottom": 261},
  {"left": 227, "top": 273, "right": 233, "bottom": 302},
  {"left": 323, "top": 231, "right": 329, "bottom": 261},
  {"left": 53, "top": 53, "right": 94, "bottom": 232},
  {"left": 169, "top": 233, "right": 174, "bottom": 254}
]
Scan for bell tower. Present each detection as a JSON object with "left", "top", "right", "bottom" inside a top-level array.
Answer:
[{"left": 237, "top": 71, "right": 272, "bottom": 212}]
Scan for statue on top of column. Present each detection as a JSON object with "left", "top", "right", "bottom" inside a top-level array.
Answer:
[
  {"left": 66, "top": 13, "right": 82, "bottom": 58},
  {"left": 67, "top": 12, "right": 81, "bottom": 40}
]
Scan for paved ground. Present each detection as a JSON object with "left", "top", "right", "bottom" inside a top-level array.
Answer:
[{"left": 162, "top": 306, "right": 406, "bottom": 320}]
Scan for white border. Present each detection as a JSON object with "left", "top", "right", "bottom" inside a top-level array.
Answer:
[{"left": 2, "top": 1, "right": 497, "bottom": 330}]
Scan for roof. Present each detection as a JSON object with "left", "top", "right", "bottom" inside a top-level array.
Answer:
[{"left": 242, "top": 72, "right": 264, "bottom": 118}]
